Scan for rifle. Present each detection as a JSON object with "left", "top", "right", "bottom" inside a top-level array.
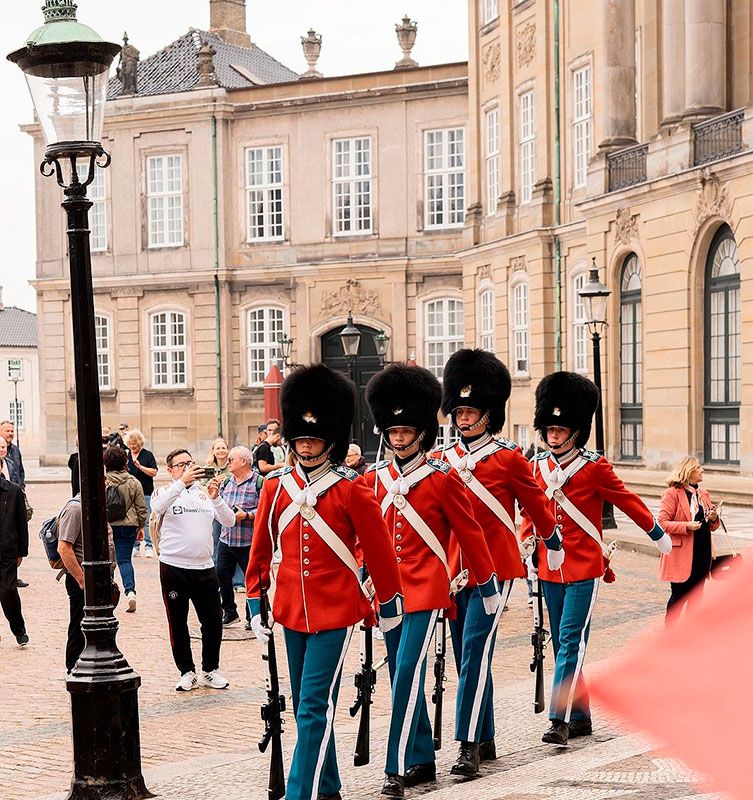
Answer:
[
  {"left": 349, "top": 565, "right": 376, "bottom": 766},
  {"left": 529, "top": 549, "right": 548, "bottom": 714},
  {"left": 431, "top": 611, "right": 447, "bottom": 750},
  {"left": 258, "top": 572, "right": 286, "bottom": 800}
]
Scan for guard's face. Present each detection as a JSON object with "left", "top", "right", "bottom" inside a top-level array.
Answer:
[
  {"left": 546, "top": 426, "right": 573, "bottom": 447},
  {"left": 454, "top": 406, "right": 483, "bottom": 430},
  {"left": 388, "top": 427, "right": 418, "bottom": 448},
  {"left": 294, "top": 438, "right": 326, "bottom": 458}
]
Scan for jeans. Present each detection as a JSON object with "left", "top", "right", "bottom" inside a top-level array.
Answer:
[
  {"left": 112, "top": 525, "right": 138, "bottom": 594},
  {"left": 65, "top": 573, "right": 85, "bottom": 672},
  {"left": 0, "top": 558, "right": 26, "bottom": 640},
  {"left": 212, "top": 521, "right": 245, "bottom": 588},
  {"left": 216, "top": 541, "right": 251, "bottom": 621},
  {"left": 134, "top": 495, "right": 153, "bottom": 552}
]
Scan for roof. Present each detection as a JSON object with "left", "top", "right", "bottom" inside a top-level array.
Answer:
[
  {"left": 108, "top": 29, "right": 299, "bottom": 99},
  {"left": 0, "top": 306, "right": 37, "bottom": 348}
]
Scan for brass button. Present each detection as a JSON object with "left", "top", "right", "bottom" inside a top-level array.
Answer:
[
  {"left": 303, "top": 558, "right": 310, "bottom": 565},
  {"left": 303, "top": 521, "right": 310, "bottom": 528},
  {"left": 396, "top": 557, "right": 402, "bottom": 563},
  {"left": 396, "top": 546, "right": 402, "bottom": 552},
  {"left": 303, "top": 546, "right": 309, "bottom": 552},
  {"left": 396, "top": 534, "right": 402, "bottom": 541},
  {"left": 303, "top": 533, "right": 310, "bottom": 540},
  {"left": 303, "top": 570, "right": 310, "bottom": 577},
  {"left": 396, "top": 522, "right": 403, "bottom": 529},
  {"left": 397, "top": 511, "right": 403, "bottom": 517},
  {"left": 557, "top": 515, "right": 563, "bottom": 521}
]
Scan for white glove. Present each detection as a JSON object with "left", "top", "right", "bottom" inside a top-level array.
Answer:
[
  {"left": 482, "top": 592, "right": 503, "bottom": 616},
  {"left": 378, "top": 614, "right": 402, "bottom": 634},
  {"left": 520, "top": 537, "right": 536, "bottom": 560},
  {"left": 547, "top": 547, "right": 566, "bottom": 571},
  {"left": 525, "top": 555, "right": 537, "bottom": 583},
  {"left": 250, "top": 613, "right": 273, "bottom": 643},
  {"left": 656, "top": 532, "right": 673, "bottom": 555}
]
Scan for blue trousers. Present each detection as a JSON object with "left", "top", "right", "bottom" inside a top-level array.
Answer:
[
  {"left": 384, "top": 609, "right": 438, "bottom": 776},
  {"left": 449, "top": 580, "right": 511, "bottom": 743},
  {"left": 284, "top": 626, "right": 353, "bottom": 800},
  {"left": 541, "top": 579, "right": 599, "bottom": 723},
  {"left": 133, "top": 494, "right": 153, "bottom": 551},
  {"left": 112, "top": 525, "right": 138, "bottom": 594},
  {"left": 212, "top": 520, "right": 244, "bottom": 587}
]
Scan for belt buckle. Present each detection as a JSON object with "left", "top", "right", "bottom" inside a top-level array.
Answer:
[
  {"left": 459, "top": 469, "right": 473, "bottom": 484},
  {"left": 393, "top": 494, "right": 406, "bottom": 509},
  {"left": 553, "top": 488, "right": 565, "bottom": 503},
  {"left": 300, "top": 504, "right": 316, "bottom": 520}
]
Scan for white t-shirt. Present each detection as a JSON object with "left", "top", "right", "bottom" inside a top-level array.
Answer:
[{"left": 151, "top": 480, "right": 235, "bottom": 570}]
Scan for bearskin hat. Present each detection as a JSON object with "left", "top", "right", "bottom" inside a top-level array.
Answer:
[
  {"left": 533, "top": 371, "right": 600, "bottom": 448},
  {"left": 281, "top": 364, "right": 355, "bottom": 463},
  {"left": 441, "top": 349, "right": 512, "bottom": 434},
  {"left": 366, "top": 363, "right": 442, "bottom": 451}
]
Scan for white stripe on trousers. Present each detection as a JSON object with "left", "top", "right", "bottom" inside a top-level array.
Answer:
[
  {"left": 309, "top": 625, "right": 354, "bottom": 800},
  {"left": 467, "top": 579, "right": 513, "bottom": 740},
  {"left": 396, "top": 609, "right": 440, "bottom": 776},
  {"left": 563, "top": 581, "right": 599, "bottom": 723}
]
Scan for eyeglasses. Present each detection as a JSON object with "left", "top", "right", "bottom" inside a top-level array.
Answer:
[{"left": 169, "top": 460, "right": 194, "bottom": 470}]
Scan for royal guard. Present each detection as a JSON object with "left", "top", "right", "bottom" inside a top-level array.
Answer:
[
  {"left": 439, "top": 349, "right": 562, "bottom": 777},
  {"left": 246, "top": 364, "right": 404, "bottom": 800},
  {"left": 364, "top": 363, "right": 502, "bottom": 798},
  {"left": 521, "top": 372, "right": 672, "bottom": 745}
]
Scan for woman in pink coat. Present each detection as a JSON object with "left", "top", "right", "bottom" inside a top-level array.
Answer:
[{"left": 657, "top": 457, "right": 720, "bottom": 619}]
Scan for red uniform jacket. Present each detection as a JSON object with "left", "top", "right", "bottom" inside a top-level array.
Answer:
[
  {"left": 246, "top": 464, "right": 402, "bottom": 634},
  {"left": 364, "top": 457, "right": 496, "bottom": 613},
  {"left": 521, "top": 449, "right": 655, "bottom": 583},
  {"left": 442, "top": 439, "right": 558, "bottom": 585}
]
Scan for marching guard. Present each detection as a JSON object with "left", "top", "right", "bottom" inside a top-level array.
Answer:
[
  {"left": 245, "top": 364, "right": 404, "bottom": 800},
  {"left": 521, "top": 371, "right": 672, "bottom": 745},
  {"left": 364, "top": 364, "right": 502, "bottom": 798},
  {"left": 439, "top": 349, "right": 563, "bottom": 777}
]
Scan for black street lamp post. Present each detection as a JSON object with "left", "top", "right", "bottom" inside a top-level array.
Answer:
[
  {"left": 8, "top": 3, "right": 150, "bottom": 798},
  {"left": 9, "top": 361, "right": 21, "bottom": 447},
  {"left": 578, "top": 259, "right": 617, "bottom": 530}
]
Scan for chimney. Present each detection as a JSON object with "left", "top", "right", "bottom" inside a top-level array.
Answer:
[
  {"left": 209, "top": 0, "right": 251, "bottom": 47},
  {"left": 0, "top": 286, "right": 4, "bottom": 311}
]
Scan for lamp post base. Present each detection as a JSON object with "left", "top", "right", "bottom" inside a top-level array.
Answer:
[{"left": 602, "top": 501, "right": 618, "bottom": 530}]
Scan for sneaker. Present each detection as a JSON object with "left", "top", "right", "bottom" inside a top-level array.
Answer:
[
  {"left": 16, "top": 633, "right": 29, "bottom": 648},
  {"left": 234, "top": 584, "right": 246, "bottom": 593},
  {"left": 222, "top": 612, "right": 240, "bottom": 627},
  {"left": 132, "top": 548, "right": 141, "bottom": 558},
  {"left": 126, "top": 592, "right": 137, "bottom": 613},
  {"left": 244, "top": 621, "right": 253, "bottom": 631},
  {"left": 175, "top": 671, "right": 198, "bottom": 692},
  {"left": 199, "top": 669, "right": 230, "bottom": 689},
  {"left": 16, "top": 578, "right": 29, "bottom": 588},
  {"left": 145, "top": 548, "right": 154, "bottom": 559}
]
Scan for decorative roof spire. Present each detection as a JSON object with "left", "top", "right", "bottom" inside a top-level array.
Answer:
[{"left": 42, "top": 0, "right": 78, "bottom": 23}]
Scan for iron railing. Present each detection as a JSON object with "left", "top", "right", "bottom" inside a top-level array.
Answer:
[
  {"left": 607, "top": 143, "right": 648, "bottom": 192},
  {"left": 693, "top": 108, "right": 744, "bottom": 166}
]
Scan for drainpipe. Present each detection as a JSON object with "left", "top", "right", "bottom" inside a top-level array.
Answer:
[
  {"left": 212, "top": 110, "right": 223, "bottom": 437},
  {"left": 553, "top": 0, "right": 563, "bottom": 370}
]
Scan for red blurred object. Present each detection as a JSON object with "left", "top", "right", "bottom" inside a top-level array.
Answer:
[
  {"left": 263, "top": 364, "right": 284, "bottom": 421},
  {"left": 588, "top": 555, "right": 750, "bottom": 799}
]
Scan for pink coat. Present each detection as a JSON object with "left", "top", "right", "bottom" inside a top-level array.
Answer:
[{"left": 657, "top": 485, "right": 720, "bottom": 583}]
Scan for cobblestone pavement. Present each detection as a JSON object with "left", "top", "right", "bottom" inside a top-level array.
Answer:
[{"left": 1, "top": 483, "right": 729, "bottom": 800}]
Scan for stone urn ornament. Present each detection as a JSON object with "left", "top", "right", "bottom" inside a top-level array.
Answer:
[
  {"left": 395, "top": 16, "right": 418, "bottom": 69},
  {"left": 301, "top": 29, "right": 323, "bottom": 79},
  {"left": 196, "top": 40, "right": 217, "bottom": 86}
]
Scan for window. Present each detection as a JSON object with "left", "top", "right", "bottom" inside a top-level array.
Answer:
[
  {"left": 619, "top": 255, "right": 643, "bottom": 460},
  {"left": 479, "top": 288, "right": 494, "bottom": 351},
  {"left": 8, "top": 401, "right": 23, "bottom": 431},
  {"left": 94, "top": 315, "right": 111, "bottom": 391},
  {"left": 514, "top": 424, "right": 530, "bottom": 453},
  {"left": 424, "top": 298, "right": 464, "bottom": 379},
  {"left": 76, "top": 163, "right": 107, "bottom": 251},
  {"left": 511, "top": 281, "right": 530, "bottom": 374},
  {"left": 151, "top": 311, "right": 187, "bottom": 388},
  {"left": 7, "top": 359, "right": 22, "bottom": 380},
  {"left": 572, "top": 272, "right": 589, "bottom": 373},
  {"left": 483, "top": 0, "right": 499, "bottom": 24},
  {"left": 147, "top": 154, "right": 184, "bottom": 248},
  {"left": 246, "top": 146, "right": 284, "bottom": 241},
  {"left": 332, "top": 137, "right": 372, "bottom": 235},
  {"left": 519, "top": 91, "right": 535, "bottom": 203},
  {"left": 435, "top": 422, "right": 454, "bottom": 451},
  {"left": 705, "top": 227, "right": 740, "bottom": 464},
  {"left": 573, "top": 66, "right": 592, "bottom": 188},
  {"left": 635, "top": 29, "right": 642, "bottom": 142},
  {"left": 424, "top": 128, "right": 466, "bottom": 229},
  {"left": 485, "top": 108, "right": 500, "bottom": 214},
  {"left": 247, "top": 307, "right": 285, "bottom": 386}
]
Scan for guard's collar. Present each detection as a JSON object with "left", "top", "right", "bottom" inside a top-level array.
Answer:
[
  {"left": 460, "top": 431, "right": 493, "bottom": 453},
  {"left": 295, "top": 460, "right": 331, "bottom": 485},
  {"left": 551, "top": 447, "right": 580, "bottom": 466},
  {"left": 393, "top": 451, "right": 426, "bottom": 478}
]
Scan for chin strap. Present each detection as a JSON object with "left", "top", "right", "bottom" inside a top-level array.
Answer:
[
  {"left": 453, "top": 409, "right": 490, "bottom": 435},
  {"left": 541, "top": 429, "right": 580, "bottom": 456},
  {"left": 293, "top": 442, "right": 334, "bottom": 467},
  {"left": 389, "top": 430, "right": 425, "bottom": 455}
]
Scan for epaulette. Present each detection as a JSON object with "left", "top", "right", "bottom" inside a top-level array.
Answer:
[
  {"left": 267, "top": 466, "right": 294, "bottom": 480},
  {"left": 580, "top": 448, "right": 601, "bottom": 463},
  {"left": 531, "top": 451, "right": 550, "bottom": 462},
  {"left": 492, "top": 437, "right": 517, "bottom": 451},
  {"left": 366, "top": 460, "right": 390, "bottom": 473},
  {"left": 332, "top": 465, "right": 358, "bottom": 481},
  {"left": 427, "top": 457, "right": 451, "bottom": 474}
]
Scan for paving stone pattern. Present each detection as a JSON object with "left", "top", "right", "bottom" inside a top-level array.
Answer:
[{"left": 1, "top": 483, "right": 729, "bottom": 800}]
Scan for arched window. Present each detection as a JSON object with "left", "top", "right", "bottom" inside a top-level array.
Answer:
[
  {"left": 705, "top": 227, "right": 741, "bottom": 464},
  {"left": 511, "top": 280, "right": 530, "bottom": 375},
  {"left": 571, "top": 271, "right": 589, "bottom": 373},
  {"left": 424, "top": 297, "right": 464, "bottom": 378},
  {"left": 94, "top": 314, "right": 112, "bottom": 390},
  {"left": 619, "top": 254, "right": 642, "bottom": 460},
  {"left": 247, "top": 306, "right": 285, "bottom": 386},
  {"left": 478, "top": 288, "right": 494, "bottom": 351},
  {"left": 150, "top": 310, "right": 187, "bottom": 388}
]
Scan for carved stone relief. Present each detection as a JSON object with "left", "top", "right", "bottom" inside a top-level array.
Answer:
[
  {"left": 320, "top": 279, "right": 383, "bottom": 316},
  {"left": 614, "top": 207, "right": 638, "bottom": 246},
  {"left": 693, "top": 169, "right": 732, "bottom": 234},
  {"left": 477, "top": 264, "right": 491, "bottom": 281},
  {"left": 510, "top": 255, "right": 527, "bottom": 273},
  {"left": 516, "top": 21, "right": 536, "bottom": 69},
  {"left": 482, "top": 41, "right": 500, "bottom": 83}
]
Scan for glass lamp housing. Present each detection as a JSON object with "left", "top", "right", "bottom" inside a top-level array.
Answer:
[
  {"left": 339, "top": 314, "right": 361, "bottom": 359},
  {"left": 374, "top": 330, "right": 390, "bottom": 359},
  {"left": 578, "top": 261, "right": 611, "bottom": 334}
]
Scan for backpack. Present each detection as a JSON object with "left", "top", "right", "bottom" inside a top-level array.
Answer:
[
  {"left": 40, "top": 498, "right": 80, "bottom": 572},
  {"left": 105, "top": 483, "right": 127, "bottom": 522}
]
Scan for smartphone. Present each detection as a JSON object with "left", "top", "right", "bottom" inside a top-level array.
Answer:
[{"left": 201, "top": 466, "right": 217, "bottom": 480}]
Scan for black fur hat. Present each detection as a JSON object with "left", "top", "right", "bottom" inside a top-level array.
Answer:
[
  {"left": 281, "top": 364, "right": 355, "bottom": 463},
  {"left": 366, "top": 363, "right": 442, "bottom": 451},
  {"left": 533, "top": 371, "right": 600, "bottom": 447},
  {"left": 441, "top": 349, "right": 512, "bottom": 434}
]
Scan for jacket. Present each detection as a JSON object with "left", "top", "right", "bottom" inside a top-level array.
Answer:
[
  {"left": 658, "top": 485, "right": 720, "bottom": 583},
  {"left": 5, "top": 442, "right": 24, "bottom": 487},
  {"left": 0, "top": 476, "right": 29, "bottom": 559},
  {"left": 105, "top": 470, "right": 147, "bottom": 528},
  {"left": 246, "top": 463, "right": 403, "bottom": 634}
]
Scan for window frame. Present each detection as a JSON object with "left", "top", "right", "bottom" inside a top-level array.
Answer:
[
  {"left": 510, "top": 277, "right": 531, "bottom": 376},
  {"left": 331, "top": 136, "right": 373, "bottom": 237},
  {"left": 570, "top": 270, "right": 589, "bottom": 374},
  {"left": 7, "top": 358, "right": 22, "bottom": 381},
  {"left": 422, "top": 296, "right": 465, "bottom": 379},
  {"left": 619, "top": 254, "right": 643, "bottom": 461},
  {"left": 245, "top": 304, "right": 287, "bottom": 387},
  {"left": 149, "top": 309, "right": 188, "bottom": 389},
  {"left": 146, "top": 153, "right": 185, "bottom": 249},
  {"left": 245, "top": 145, "right": 285, "bottom": 243},
  {"left": 482, "top": 0, "right": 499, "bottom": 25},
  {"left": 77, "top": 163, "right": 107, "bottom": 251},
  {"left": 519, "top": 90, "right": 536, "bottom": 204},
  {"left": 94, "top": 313, "right": 112, "bottom": 391},
  {"left": 8, "top": 400, "right": 23, "bottom": 431},
  {"left": 478, "top": 284, "right": 495, "bottom": 352},
  {"left": 423, "top": 127, "right": 466, "bottom": 230},
  {"left": 485, "top": 107, "right": 500, "bottom": 215},
  {"left": 572, "top": 65, "right": 592, "bottom": 189}
]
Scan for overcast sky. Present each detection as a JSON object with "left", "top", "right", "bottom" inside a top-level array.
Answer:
[{"left": 0, "top": 0, "right": 468, "bottom": 313}]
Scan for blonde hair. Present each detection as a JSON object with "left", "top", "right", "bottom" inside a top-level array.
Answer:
[
  {"left": 665, "top": 456, "right": 701, "bottom": 487},
  {"left": 126, "top": 429, "right": 145, "bottom": 449},
  {"left": 207, "top": 438, "right": 229, "bottom": 466}
]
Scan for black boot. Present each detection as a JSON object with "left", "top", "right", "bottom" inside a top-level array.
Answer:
[
  {"left": 381, "top": 774, "right": 405, "bottom": 798},
  {"left": 404, "top": 762, "right": 436, "bottom": 787},
  {"left": 478, "top": 739, "right": 497, "bottom": 761},
  {"left": 568, "top": 718, "right": 593, "bottom": 738},
  {"left": 450, "top": 741, "right": 480, "bottom": 778},
  {"left": 542, "top": 719, "right": 569, "bottom": 745},
  {"left": 317, "top": 793, "right": 342, "bottom": 800}
]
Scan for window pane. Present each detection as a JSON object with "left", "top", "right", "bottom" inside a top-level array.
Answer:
[
  {"left": 147, "top": 154, "right": 183, "bottom": 247},
  {"left": 424, "top": 298, "right": 464, "bottom": 378},
  {"left": 425, "top": 128, "right": 466, "bottom": 229}
]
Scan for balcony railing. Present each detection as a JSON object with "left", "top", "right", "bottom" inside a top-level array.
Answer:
[
  {"left": 693, "top": 108, "right": 744, "bottom": 166},
  {"left": 607, "top": 143, "right": 648, "bottom": 193}
]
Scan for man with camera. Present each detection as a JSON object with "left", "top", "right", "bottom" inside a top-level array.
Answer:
[
  {"left": 218, "top": 446, "right": 259, "bottom": 628},
  {"left": 151, "top": 449, "right": 236, "bottom": 692}
]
